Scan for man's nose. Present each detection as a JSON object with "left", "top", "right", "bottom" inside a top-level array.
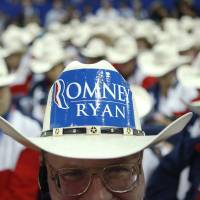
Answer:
[{"left": 81, "top": 176, "right": 113, "bottom": 200}]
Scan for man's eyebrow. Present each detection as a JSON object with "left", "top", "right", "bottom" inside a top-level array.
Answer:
[
  {"left": 66, "top": 154, "right": 142, "bottom": 168},
  {"left": 44, "top": 152, "right": 142, "bottom": 169},
  {"left": 110, "top": 154, "right": 142, "bottom": 165}
]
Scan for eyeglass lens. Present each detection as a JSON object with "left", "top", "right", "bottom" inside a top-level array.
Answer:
[{"left": 56, "top": 164, "right": 139, "bottom": 196}]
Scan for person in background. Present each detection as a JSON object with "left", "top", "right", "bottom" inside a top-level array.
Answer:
[
  {"left": 106, "top": 36, "right": 144, "bottom": 85},
  {"left": 175, "top": 0, "right": 197, "bottom": 18},
  {"left": 1, "top": 24, "right": 41, "bottom": 97},
  {"left": 21, "top": 0, "right": 40, "bottom": 25},
  {"left": 136, "top": 43, "right": 194, "bottom": 181},
  {"left": 138, "top": 43, "right": 191, "bottom": 128},
  {"left": 0, "top": 58, "right": 41, "bottom": 200},
  {"left": 80, "top": 38, "right": 106, "bottom": 64},
  {"left": 2, "top": 37, "right": 26, "bottom": 74},
  {"left": 149, "top": 1, "right": 169, "bottom": 22},
  {"left": 27, "top": 34, "right": 66, "bottom": 122},
  {"left": 132, "top": 0, "right": 148, "bottom": 20},
  {"left": 145, "top": 64, "right": 200, "bottom": 200},
  {"left": 132, "top": 20, "right": 156, "bottom": 54},
  {"left": 96, "top": 0, "right": 119, "bottom": 21},
  {"left": 119, "top": 1, "right": 133, "bottom": 18},
  {"left": 45, "top": 0, "right": 65, "bottom": 27},
  {"left": 145, "top": 103, "right": 200, "bottom": 200},
  {"left": 167, "top": 31, "right": 199, "bottom": 64}
]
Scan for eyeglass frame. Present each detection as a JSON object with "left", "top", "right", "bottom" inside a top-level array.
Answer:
[{"left": 45, "top": 153, "right": 143, "bottom": 197}]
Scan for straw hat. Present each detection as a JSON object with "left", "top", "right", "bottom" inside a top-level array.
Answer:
[
  {"left": 138, "top": 43, "right": 190, "bottom": 77},
  {"left": 0, "top": 60, "right": 192, "bottom": 159}
]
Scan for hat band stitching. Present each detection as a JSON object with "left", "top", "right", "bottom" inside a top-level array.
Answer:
[{"left": 41, "top": 127, "right": 145, "bottom": 137}]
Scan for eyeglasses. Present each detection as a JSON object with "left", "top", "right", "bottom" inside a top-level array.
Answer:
[{"left": 46, "top": 156, "right": 142, "bottom": 197}]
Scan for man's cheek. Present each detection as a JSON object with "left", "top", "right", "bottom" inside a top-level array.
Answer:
[
  {"left": 116, "top": 172, "right": 145, "bottom": 200},
  {"left": 47, "top": 172, "right": 61, "bottom": 200}
]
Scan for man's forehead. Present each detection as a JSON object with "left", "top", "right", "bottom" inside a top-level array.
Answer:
[{"left": 45, "top": 152, "right": 142, "bottom": 169}]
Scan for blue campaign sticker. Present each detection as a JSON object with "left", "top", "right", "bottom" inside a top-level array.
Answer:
[{"left": 50, "top": 69, "right": 135, "bottom": 129}]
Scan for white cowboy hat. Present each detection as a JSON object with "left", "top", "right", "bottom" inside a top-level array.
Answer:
[
  {"left": 119, "top": 17, "right": 138, "bottom": 33},
  {"left": 1, "top": 25, "right": 22, "bottom": 46},
  {"left": 130, "top": 85, "right": 153, "bottom": 118},
  {"left": 192, "top": 27, "right": 200, "bottom": 48},
  {"left": 47, "top": 22, "right": 72, "bottom": 42},
  {"left": 192, "top": 52, "right": 200, "bottom": 69},
  {"left": 57, "top": 24, "right": 73, "bottom": 42},
  {"left": 132, "top": 20, "right": 158, "bottom": 44},
  {"left": 187, "top": 100, "right": 200, "bottom": 115},
  {"left": 1, "top": 25, "right": 31, "bottom": 57},
  {"left": 162, "top": 18, "right": 181, "bottom": 34},
  {"left": 1, "top": 42, "right": 26, "bottom": 57},
  {"left": 175, "top": 32, "right": 196, "bottom": 53},
  {"left": 81, "top": 38, "right": 106, "bottom": 58},
  {"left": 0, "top": 60, "right": 192, "bottom": 159},
  {"left": 177, "top": 65, "right": 200, "bottom": 88},
  {"left": 0, "top": 58, "right": 16, "bottom": 87},
  {"left": 180, "top": 16, "right": 195, "bottom": 33},
  {"left": 71, "top": 24, "right": 92, "bottom": 47},
  {"left": 138, "top": 43, "right": 190, "bottom": 77},
  {"left": 29, "top": 47, "right": 66, "bottom": 74},
  {"left": 24, "top": 22, "right": 43, "bottom": 40},
  {"left": 47, "top": 21, "right": 63, "bottom": 33},
  {"left": 29, "top": 35, "right": 66, "bottom": 74},
  {"left": 106, "top": 36, "right": 138, "bottom": 64}
]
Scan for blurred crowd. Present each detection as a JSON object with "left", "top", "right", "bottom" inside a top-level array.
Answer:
[
  {"left": 0, "top": 0, "right": 200, "bottom": 199},
  {"left": 0, "top": 0, "right": 200, "bottom": 28}
]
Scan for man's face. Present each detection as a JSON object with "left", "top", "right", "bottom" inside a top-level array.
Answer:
[
  {"left": 45, "top": 152, "right": 144, "bottom": 200},
  {"left": 114, "top": 58, "right": 136, "bottom": 80},
  {"left": 158, "top": 70, "right": 176, "bottom": 89},
  {"left": 84, "top": 57, "right": 104, "bottom": 64},
  {"left": 136, "top": 38, "right": 152, "bottom": 53},
  {"left": 179, "top": 47, "right": 198, "bottom": 61},
  {"left": 5, "top": 52, "right": 23, "bottom": 73},
  {"left": 46, "top": 63, "right": 65, "bottom": 83},
  {"left": 0, "top": 86, "right": 11, "bottom": 115}
]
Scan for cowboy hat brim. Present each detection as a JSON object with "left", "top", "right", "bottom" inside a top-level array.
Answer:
[
  {"left": 177, "top": 65, "right": 200, "bottom": 88},
  {"left": 186, "top": 101, "right": 200, "bottom": 115},
  {"left": 0, "top": 112, "right": 192, "bottom": 159},
  {"left": 0, "top": 74, "right": 16, "bottom": 87},
  {"left": 130, "top": 85, "right": 153, "bottom": 118},
  {"left": 138, "top": 51, "right": 190, "bottom": 77}
]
